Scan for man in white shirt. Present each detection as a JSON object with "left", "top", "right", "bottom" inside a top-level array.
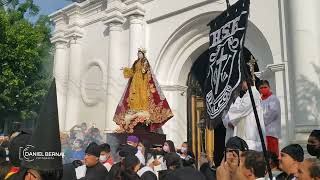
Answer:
[
  {"left": 223, "top": 80, "right": 266, "bottom": 151},
  {"left": 259, "top": 80, "right": 281, "bottom": 156}
]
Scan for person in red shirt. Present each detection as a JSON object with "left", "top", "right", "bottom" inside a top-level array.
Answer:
[{"left": 259, "top": 80, "right": 281, "bottom": 156}]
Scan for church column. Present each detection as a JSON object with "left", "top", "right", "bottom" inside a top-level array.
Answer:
[
  {"left": 285, "top": 0, "right": 320, "bottom": 132},
  {"left": 50, "top": 14, "right": 68, "bottom": 131},
  {"left": 124, "top": 0, "right": 146, "bottom": 64},
  {"left": 161, "top": 85, "right": 188, "bottom": 146},
  {"left": 104, "top": 20, "right": 125, "bottom": 131},
  {"left": 64, "top": 5, "right": 84, "bottom": 130},
  {"left": 128, "top": 15, "right": 144, "bottom": 63},
  {"left": 52, "top": 38, "right": 68, "bottom": 131},
  {"left": 64, "top": 35, "right": 83, "bottom": 130}
]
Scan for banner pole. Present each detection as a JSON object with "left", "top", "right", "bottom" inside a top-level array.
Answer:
[
  {"left": 239, "top": 0, "right": 272, "bottom": 178},
  {"left": 226, "top": 0, "right": 231, "bottom": 8},
  {"left": 247, "top": 85, "right": 273, "bottom": 179}
]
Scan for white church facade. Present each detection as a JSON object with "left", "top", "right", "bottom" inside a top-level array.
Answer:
[{"left": 50, "top": 0, "right": 320, "bottom": 148}]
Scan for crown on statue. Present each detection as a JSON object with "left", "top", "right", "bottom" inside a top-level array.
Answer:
[{"left": 138, "top": 48, "right": 147, "bottom": 53}]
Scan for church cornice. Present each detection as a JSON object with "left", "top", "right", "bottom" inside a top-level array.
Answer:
[
  {"left": 266, "top": 63, "right": 285, "bottom": 72},
  {"left": 259, "top": 63, "right": 285, "bottom": 79},
  {"left": 50, "top": 35, "right": 68, "bottom": 45},
  {"left": 103, "top": 12, "right": 125, "bottom": 25},
  {"left": 65, "top": 26, "right": 84, "bottom": 39},
  {"left": 123, "top": 0, "right": 145, "bottom": 17},
  {"left": 161, "top": 85, "right": 188, "bottom": 92}
]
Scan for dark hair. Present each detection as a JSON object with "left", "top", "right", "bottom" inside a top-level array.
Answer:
[
  {"left": 116, "top": 155, "right": 140, "bottom": 180},
  {"left": 306, "top": 158, "right": 320, "bottom": 178},
  {"left": 100, "top": 143, "right": 111, "bottom": 153},
  {"left": 39, "top": 169, "right": 63, "bottom": 180},
  {"left": 164, "top": 153, "right": 182, "bottom": 170},
  {"left": 241, "top": 150, "right": 266, "bottom": 178},
  {"left": 183, "top": 142, "right": 188, "bottom": 146},
  {"left": 267, "top": 151, "right": 279, "bottom": 169},
  {"left": 226, "top": 136, "right": 249, "bottom": 151},
  {"left": 259, "top": 80, "right": 270, "bottom": 87},
  {"left": 310, "top": 130, "right": 320, "bottom": 141},
  {"left": 138, "top": 50, "right": 145, "bottom": 57},
  {"left": 165, "top": 140, "right": 176, "bottom": 153}
]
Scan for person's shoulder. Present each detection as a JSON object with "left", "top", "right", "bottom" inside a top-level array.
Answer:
[
  {"left": 141, "top": 171, "right": 157, "bottom": 180},
  {"left": 97, "top": 162, "right": 109, "bottom": 171},
  {"left": 270, "top": 94, "right": 280, "bottom": 101}
]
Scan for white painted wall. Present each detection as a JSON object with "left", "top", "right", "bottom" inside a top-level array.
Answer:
[{"left": 50, "top": 0, "right": 319, "bottom": 146}]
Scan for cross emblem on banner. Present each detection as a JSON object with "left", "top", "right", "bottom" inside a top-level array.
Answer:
[{"left": 213, "top": 47, "right": 229, "bottom": 94}]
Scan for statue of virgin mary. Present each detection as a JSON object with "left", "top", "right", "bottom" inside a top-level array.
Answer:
[{"left": 113, "top": 48, "right": 173, "bottom": 133}]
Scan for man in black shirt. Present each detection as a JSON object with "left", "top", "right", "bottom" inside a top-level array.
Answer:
[{"left": 78, "top": 142, "right": 108, "bottom": 180}]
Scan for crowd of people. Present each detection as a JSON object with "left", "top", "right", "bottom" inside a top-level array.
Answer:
[
  {"left": 1, "top": 130, "right": 320, "bottom": 180},
  {"left": 60, "top": 123, "right": 104, "bottom": 164}
]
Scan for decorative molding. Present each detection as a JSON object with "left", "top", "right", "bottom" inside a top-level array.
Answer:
[
  {"left": 146, "top": 0, "right": 215, "bottom": 24},
  {"left": 258, "top": 63, "right": 286, "bottom": 79},
  {"left": 80, "top": 59, "right": 107, "bottom": 106},
  {"left": 141, "top": 0, "right": 154, "bottom": 4},
  {"left": 64, "top": 3, "right": 82, "bottom": 17},
  {"left": 50, "top": 14, "right": 66, "bottom": 24},
  {"left": 266, "top": 63, "right": 285, "bottom": 72},
  {"left": 123, "top": 0, "right": 145, "bottom": 17},
  {"left": 128, "top": 15, "right": 144, "bottom": 24},
  {"left": 103, "top": 13, "right": 125, "bottom": 25},
  {"left": 105, "top": 0, "right": 125, "bottom": 13},
  {"left": 295, "top": 125, "right": 320, "bottom": 133},
  {"left": 160, "top": 85, "right": 188, "bottom": 92},
  {"left": 81, "top": 0, "right": 104, "bottom": 14},
  {"left": 50, "top": 35, "right": 68, "bottom": 45},
  {"left": 65, "top": 26, "right": 84, "bottom": 40}
]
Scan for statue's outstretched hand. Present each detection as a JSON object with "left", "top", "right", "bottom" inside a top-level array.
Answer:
[{"left": 123, "top": 67, "right": 134, "bottom": 78}]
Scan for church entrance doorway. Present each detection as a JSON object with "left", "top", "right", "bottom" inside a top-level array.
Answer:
[{"left": 187, "top": 47, "right": 258, "bottom": 167}]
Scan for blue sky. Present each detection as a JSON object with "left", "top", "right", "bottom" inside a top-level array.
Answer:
[
  {"left": 34, "top": 0, "right": 71, "bottom": 16},
  {"left": 26, "top": 0, "right": 72, "bottom": 23}
]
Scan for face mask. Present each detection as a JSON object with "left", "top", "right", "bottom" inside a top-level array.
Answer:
[
  {"left": 181, "top": 147, "right": 187, "bottom": 153},
  {"left": 99, "top": 155, "right": 107, "bottom": 162},
  {"left": 307, "top": 144, "right": 320, "bottom": 157},
  {"left": 163, "top": 145, "right": 170, "bottom": 153},
  {"left": 260, "top": 87, "right": 271, "bottom": 96}
]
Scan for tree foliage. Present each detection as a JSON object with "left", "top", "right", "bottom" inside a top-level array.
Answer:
[{"left": 0, "top": 0, "right": 53, "bottom": 123}]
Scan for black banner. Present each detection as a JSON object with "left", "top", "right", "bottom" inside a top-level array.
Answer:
[{"left": 205, "top": 0, "right": 250, "bottom": 125}]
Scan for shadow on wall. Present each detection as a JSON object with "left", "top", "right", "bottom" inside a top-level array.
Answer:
[{"left": 296, "top": 63, "right": 320, "bottom": 125}]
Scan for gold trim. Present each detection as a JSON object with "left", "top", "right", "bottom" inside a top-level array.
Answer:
[{"left": 191, "top": 96, "right": 197, "bottom": 158}]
